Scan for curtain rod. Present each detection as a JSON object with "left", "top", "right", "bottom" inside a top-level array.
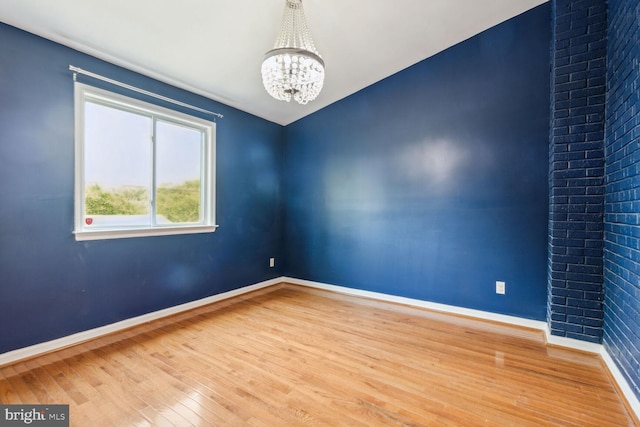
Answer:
[{"left": 69, "top": 65, "right": 223, "bottom": 119}]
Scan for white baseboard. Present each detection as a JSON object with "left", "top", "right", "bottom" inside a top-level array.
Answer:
[
  {"left": 282, "top": 277, "right": 548, "bottom": 331},
  {"left": 544, "top": 331, "right": 603, "bottom": 353},
  {"left": 0, "top": 277, "right": 282, "bottom": 367},
  {"left": 601, "top": 347, "right": 640, "bottom": 420}
]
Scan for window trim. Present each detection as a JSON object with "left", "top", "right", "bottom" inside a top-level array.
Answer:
[{"left": 73, "top": 82, "right": 217, "bottom": 241}]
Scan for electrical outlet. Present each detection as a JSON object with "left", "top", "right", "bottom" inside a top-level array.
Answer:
[
  {"left": 269, "top": 258, "right": 275, "bottom": 268},
  {"left": 496, "top": 281, "right": 506, "bottom": 295}
]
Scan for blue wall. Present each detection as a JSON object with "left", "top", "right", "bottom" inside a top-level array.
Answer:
[
  {"left": 0, "top": 23, "right": 284, "bottom": 353},
  {"left": 603, "top": 0, "right": 640, "bottom": 402},
  {"left": 283, "top": 4, "right": 551, "bottom": 320}
]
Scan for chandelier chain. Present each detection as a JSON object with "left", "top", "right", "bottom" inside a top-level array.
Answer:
[{"left": 274, "top": 0, "right": 319, "bottom": 55}]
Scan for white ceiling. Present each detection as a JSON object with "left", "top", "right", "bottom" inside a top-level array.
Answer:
[{"left": 0, "top": 0, "right": 547, "bottom": 125}]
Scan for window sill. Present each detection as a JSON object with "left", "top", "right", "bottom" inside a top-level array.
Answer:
[{"left": 74, "top": 225, "right": 219, "bottom": 241}]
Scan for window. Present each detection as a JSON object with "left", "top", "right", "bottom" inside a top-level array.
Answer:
[{"left": 74, "top": 83, "right": 216, "bottom": 241}]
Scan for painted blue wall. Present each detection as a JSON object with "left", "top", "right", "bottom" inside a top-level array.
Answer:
[
  {"left": 0, "top": 23, "right": 284, "bottom": 353},
  {"left": 283, "top": 4, "right": 551, "bottom": 320},
  {"left": 603, "top": 0, "right": 640, "bottom": 402}
]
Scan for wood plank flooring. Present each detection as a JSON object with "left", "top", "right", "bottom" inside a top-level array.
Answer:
[{"left": 0, "top": 284, "right": 637, "bottom": 426}]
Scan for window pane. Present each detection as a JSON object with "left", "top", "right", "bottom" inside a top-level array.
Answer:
[
  {"left": 155, "top": 120, "right": 203, "bottom": 224},
  {"left": 84, "top": 101, "right": 152, "bottom": 228},
  {"left": 74, "top": 83, "right": 216, "bottom": 241}
]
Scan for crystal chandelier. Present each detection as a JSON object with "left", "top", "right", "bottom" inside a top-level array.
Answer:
[{"left": 261, "top": 0, "right": 325, "bottom": 104}]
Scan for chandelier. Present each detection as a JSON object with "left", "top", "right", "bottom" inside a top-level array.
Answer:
[{"left": 261, "top": 0, "right": 325, "bottom": 104}]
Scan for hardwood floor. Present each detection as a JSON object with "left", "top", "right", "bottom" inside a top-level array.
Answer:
[{"left": 0, "top": 284, "right": 637, "bottom": 426}]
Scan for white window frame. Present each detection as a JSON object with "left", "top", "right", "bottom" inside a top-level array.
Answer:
[{"left": 74, "top": 83, "right": 216, "bottom": 241}]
